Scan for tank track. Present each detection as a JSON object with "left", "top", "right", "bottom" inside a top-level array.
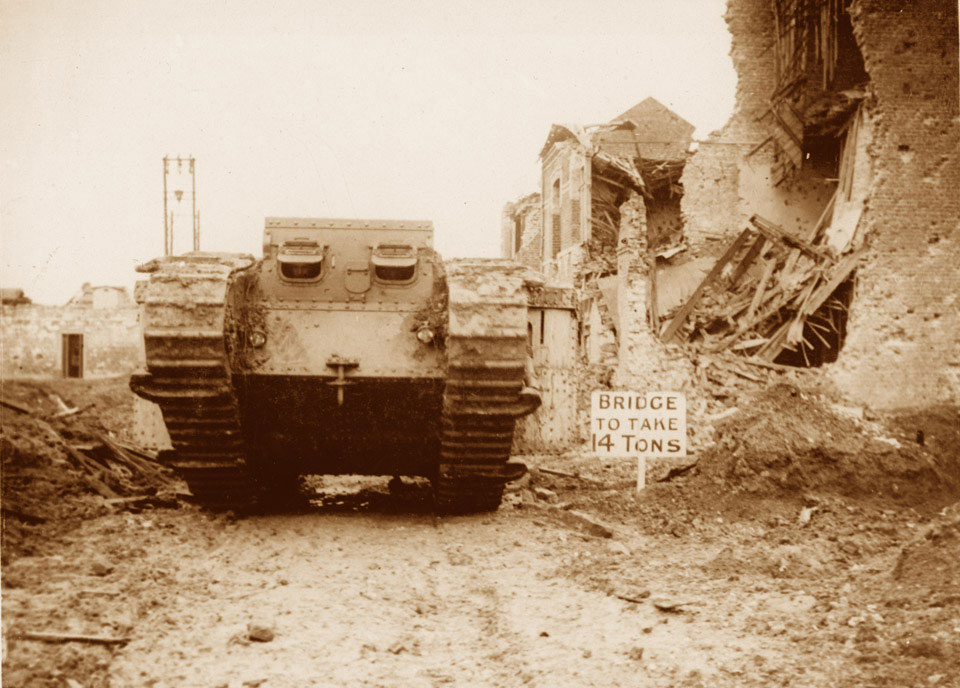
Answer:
[
  {"left": 130, "top": 253, "right": 257, "bottom": 510},
  {"left": 435, "top": 260, "right": 539, "bottom": 514}
]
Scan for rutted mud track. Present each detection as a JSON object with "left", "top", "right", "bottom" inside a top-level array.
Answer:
[
  {"left": 106, "top": 503, "right": 677, "bottom": 687},
  {"left": 3, "top": 379, "right": 959, "bottom": 687},
  {"left": 5, "top": 481, "right": 958, "bottom": 688}
]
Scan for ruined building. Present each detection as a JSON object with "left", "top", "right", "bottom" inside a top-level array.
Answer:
[
  {"left": 505, "top": 1, "right": 958, "bottom": 430},
  {"left": 502, "top": 97, "right": 696, "bottom": 371},
  {"left": 1, "top": 284, "right": 141, "bottom": 379},
  {"left": 679, "top": 0, "right": 959, "bottom": 408}
]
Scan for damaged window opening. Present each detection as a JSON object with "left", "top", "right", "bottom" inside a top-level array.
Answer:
[
  {"left": 514, "top": 216, "right": 523, "bottom": 255},
  {"left": 775, "top": 272, "right": 854, "bottom": 368},
  {"left": 551, "top": 178, "right": 561, "bottom": 258}
]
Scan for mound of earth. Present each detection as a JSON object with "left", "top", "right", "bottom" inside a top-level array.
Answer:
[
  {"left": 693, "top": 383, "right": 956, "bottom": 502},
  {"left": 893, "top": 503, "right": 960, "bottom": 596}
]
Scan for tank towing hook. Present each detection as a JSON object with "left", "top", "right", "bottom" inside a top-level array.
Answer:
[{"left": 326, "top": 356, "right": 359, "bottom": 405}]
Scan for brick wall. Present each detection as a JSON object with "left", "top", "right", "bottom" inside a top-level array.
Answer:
[
  {"left": 680, "top": 0, "right": 959, "bottom": 409},
  {"left": 1, "top": 304, "right": 142, "bottom": 379},
  {"left": 680, "top": 0, "right": 778, "bottom": 249},
  {"left": 830, "top": 0, "right": 960, "bottom": 407},
  {"left": 501, "top": 193, "right": 543, "bottom": 270}
]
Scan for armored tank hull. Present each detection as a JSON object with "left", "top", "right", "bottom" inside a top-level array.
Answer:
[{"left": 130, "top": 218, "right": 541, "bottom": 513}]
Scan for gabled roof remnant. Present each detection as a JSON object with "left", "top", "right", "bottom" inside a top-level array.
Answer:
[
  {"left": 611, "top": 96, "right": 696, "bottom": 136},
  {"left": 539, "top": 121, "right": 646, "bottom": 194}
]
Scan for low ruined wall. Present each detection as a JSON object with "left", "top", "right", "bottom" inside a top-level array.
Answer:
[
  {"left": 829, "top": 0, "right": 960, "bottom": 407},
  {"left": 1, "top": 304, "right": 141, "bottom": 379}
]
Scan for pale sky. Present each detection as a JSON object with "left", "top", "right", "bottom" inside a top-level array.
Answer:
[{"left": 1, "top": 0, "right": 736, "bottom": 305}]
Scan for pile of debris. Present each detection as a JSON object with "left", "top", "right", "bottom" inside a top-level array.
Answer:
[
  {"left": 693, "top": 383, "right": 956, "bottom": 500},
  {"left": 660, "top": 193, "right": 859, "bottom": 368},
  {"left": 1, "top": 380, "right": 178, "bottom": 557}
]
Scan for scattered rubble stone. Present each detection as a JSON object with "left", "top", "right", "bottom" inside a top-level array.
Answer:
[
  {"left": 533, "top": 487, "right": 559, "bottom": 503},
  {"left": 90, "top": 557, "right": 114, "bottom": 577},
  {"left": 246, "top": 622, "right": 275, "bottom": 643}
]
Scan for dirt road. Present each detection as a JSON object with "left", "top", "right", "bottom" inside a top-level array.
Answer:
[
  {"left": 5, "top": 475, "right": 957, "bottom": 688},
  {"left": 8, "top": 487, "right": 751, "bottom": 688},
  {"left": 3, "top": 379, "right": 959, "bottom": 687}
]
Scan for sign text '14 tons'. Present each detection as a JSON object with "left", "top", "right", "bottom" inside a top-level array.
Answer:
[{"left": 590, "top": 391, "right": 686, "bottom": 457}]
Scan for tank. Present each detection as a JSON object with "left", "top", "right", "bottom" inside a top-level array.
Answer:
[{"left": 130, "top": 218, "right": 543, "bottom": 513}]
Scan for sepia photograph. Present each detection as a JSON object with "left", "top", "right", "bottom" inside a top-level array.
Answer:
[{"left": 1, "top": 0, "right": 958, "bottom": 685}]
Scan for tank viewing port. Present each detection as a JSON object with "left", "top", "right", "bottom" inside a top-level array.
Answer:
[{"left": 278, "top": 240, "right": 325, "bottom": 282}]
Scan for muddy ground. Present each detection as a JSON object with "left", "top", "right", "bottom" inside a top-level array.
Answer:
[{"left": 2, "top": 378, "right": 959, "bottom": 687}]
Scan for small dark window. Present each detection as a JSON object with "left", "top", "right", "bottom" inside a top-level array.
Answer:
[
  {"left": 374, "top": 264, "right": 416, "bottom": 281},
  {"left": 280, "top": 261, "right": 322, "bottom": 280}
]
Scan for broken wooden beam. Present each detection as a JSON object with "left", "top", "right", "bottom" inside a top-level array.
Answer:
[
  {"left": 35, "top": 420, "right": 122, "bottom": 498},
  {"left": 660, "top": 228, "right": 753, "bottom": 343},
  {"left": 747, "top": 257, "right": 777, "bottom": 321},
  {"left": 0, "top": 397, "right": 35, "bottom": 415},
  {"left": 749, "top": 214, "right": 835, "bottom": 264},
  {"left": 98, "top": 433, "right": 165, "bottom": 478},
  {"left": 15, "top": 631, "right": 130, "bottom": 646},
  {"left": 539, "top": 467, "right": 603, "bottom": 485},
  {"left": 783, "top": 189, "right": 837, "bottom": 276},
  {"left": 729, "top": 235, "right": 767, "bottom": 288}
]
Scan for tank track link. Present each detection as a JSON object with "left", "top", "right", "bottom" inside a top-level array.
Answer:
[
  {"left": 435, "top": 260, "right": 539, "bottom": 514},
  {"left": 130, "top": 253, "right": 258, "bottom": 510}
]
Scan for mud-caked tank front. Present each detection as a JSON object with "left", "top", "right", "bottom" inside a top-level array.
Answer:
[{"left": 230, "top": 218, "right": 447, "bottom": 478}]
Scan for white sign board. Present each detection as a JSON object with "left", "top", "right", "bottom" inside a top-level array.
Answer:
[{"left": 590, "top": 391, "right": 687, "bottom": 490}]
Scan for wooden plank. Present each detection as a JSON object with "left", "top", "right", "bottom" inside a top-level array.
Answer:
[
  {"left": 0, "top": 397, "right": 35, "bottom": 415},
  {"left": 786, "top": 280, "right": 818, "bottom": 346},
  {"left": 759, "top": 251, "right": 861, "bottom": 362},
  {"left": 660, "top": 228, "right": 753, "bottom": 343},
  {"left": 782, "top": 189, "right": 837, "bottom": 277},
  {"left": 16, "top": 631, "right": 130, "bottom": 646},
  {"left": 647, "top": 223, "right": 660, "bottom": 333},
  {"left": 796, "top": 250, "right": 862, "bottom": 319},
  {"left": 99, "top": 433, "right": 164, "bottom": 478},
  {"left": 757, "top": 319, "right": 794, "bottom": 361},
  {"left": 750, "top": 215, "right": 835, "bottom": 264},
  {"left": 729, "top": 235, "right": 767, "bottom": 287},
  {"left": 708, "top": 284, "right": 800, "bottom": 353},
  {"left": 35, "top": 420, "right": 122, "bottom": 498},
  {"left": 747, "top": 258, "right": 777, "bottom": 321}
]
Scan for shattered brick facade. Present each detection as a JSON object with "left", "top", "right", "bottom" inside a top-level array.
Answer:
[
  {"left": 500, "top": 193, "right": 543, "bottom": 271},
  {"left": 834, "top": 0, "right": 960, "bottom": 406},
  {"left": 680, "top": 0, "right": 959, "bottom": 408}
]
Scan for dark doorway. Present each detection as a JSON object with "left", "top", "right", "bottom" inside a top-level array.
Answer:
[{"left": 62, "top": 333, "right": 84, "bottom": 378}]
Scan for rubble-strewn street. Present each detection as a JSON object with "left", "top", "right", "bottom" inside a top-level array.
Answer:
[
  {"left": 3, "top": 0, "right": 958, "bottom": 686},
  {"left": 2, "top": 378, "right": 958, "bottom": 687}
]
